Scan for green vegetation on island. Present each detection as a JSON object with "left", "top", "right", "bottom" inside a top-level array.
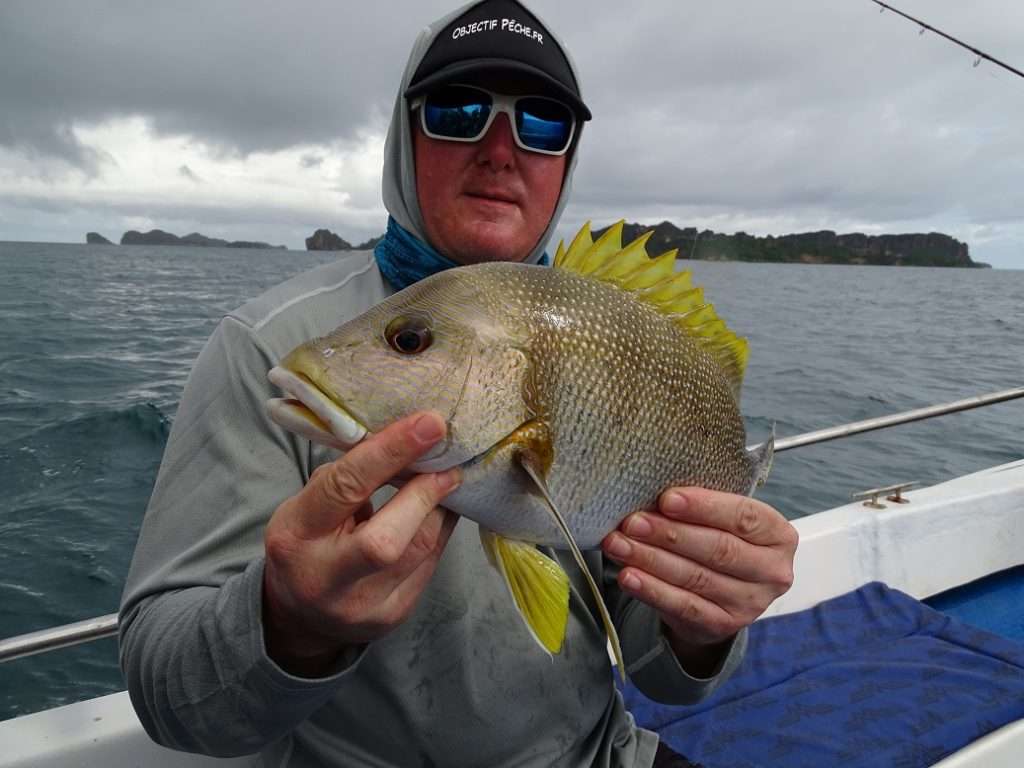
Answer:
[{"left": 592, "top": 221, "right": 988, "bottom": 268}]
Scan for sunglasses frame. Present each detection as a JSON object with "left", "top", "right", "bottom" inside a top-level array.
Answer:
[{"left": 411, "top": 84, "right": 577, "bottom": 157}]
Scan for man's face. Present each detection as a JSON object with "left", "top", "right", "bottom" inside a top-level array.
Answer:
[{"left": 413, "top": 88, "right": 568, "bottom": 265}]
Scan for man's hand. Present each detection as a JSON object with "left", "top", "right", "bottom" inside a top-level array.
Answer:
[
  {"left": 262, "top": 411, "right": 461, "bottom": 677},
  {"left": 601, "top": 487, "right": 797, "bottom": 676}
]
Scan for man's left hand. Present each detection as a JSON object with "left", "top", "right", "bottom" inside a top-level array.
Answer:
[{"left": 602, "top": 487, "right": 798, "bottom": 675}]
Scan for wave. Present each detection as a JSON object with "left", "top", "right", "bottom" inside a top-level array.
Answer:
[
  {"left": 18, "top": 402, "right": 171, "bottom": 447},
  {"left": 2, "top": 403, "right": 171, "bottom": 500}
]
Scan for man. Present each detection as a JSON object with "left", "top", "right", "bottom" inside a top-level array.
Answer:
[{"left": 119, "top": 1, "right": 797, "bottom": 766}]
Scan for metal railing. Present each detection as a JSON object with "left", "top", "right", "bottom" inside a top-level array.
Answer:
[
  {"left": 766, "top": 386, "right": 1024, "bottom": 453},
  {"left": 2, "top": 385, "right": 1022, "bottom": 665},
  {"left": 0, "top": 613, "right": 118, "bottom": 664}
]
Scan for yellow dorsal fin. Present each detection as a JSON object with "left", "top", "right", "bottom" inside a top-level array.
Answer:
[
  {"left": 620, "top": 249, "right": 677, "bottom": 290},
  {"left": 555, "top": 221, "right": 749, "bottom": 399},
  {"left": 578, "top": 220, "right": 624, "bottom": 274},
  {"left": 591, "top": 230, "right": 654, "bottom": 281},
  {"left": 555, "top": 220, "right": 594, "bottom": 271}
]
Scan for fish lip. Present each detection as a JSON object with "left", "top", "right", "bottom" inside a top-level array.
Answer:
[{"left": 267, "top": 366, "right": 368, "bottom": 447}]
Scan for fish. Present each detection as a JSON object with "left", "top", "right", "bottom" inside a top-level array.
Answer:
[{"left": 266, "top": 221, "right": 774, "bottom": 674}]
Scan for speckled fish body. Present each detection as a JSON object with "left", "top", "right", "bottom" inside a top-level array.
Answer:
[
  {"left": 266, "top": 223, "right": 772, "bottom": 662},
  {"left": 269, "top": 255, "right": 765, "bottom": 549}
]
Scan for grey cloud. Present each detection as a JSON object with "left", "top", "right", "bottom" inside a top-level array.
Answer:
[
  {"left": 0, "top": 0, "right": 455, "bottom": 164},
  {"left": 178, "top": 164, "right": 201, "bottom": 183},
  {"left": 1, "top": 0, "right": 1023, "bottom": 266}
]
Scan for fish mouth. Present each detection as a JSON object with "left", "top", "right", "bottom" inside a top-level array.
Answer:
[{"left": 266, "top": 364, "right": 367, "bottom": 450}]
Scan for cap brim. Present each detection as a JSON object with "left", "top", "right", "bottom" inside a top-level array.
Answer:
[{"left": 405, "top": 58, "right": 592, "bottom": 121}]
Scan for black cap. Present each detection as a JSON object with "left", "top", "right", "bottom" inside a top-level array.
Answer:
[{"left": 405, "top": 0, "right": 591, "bottom": 120}]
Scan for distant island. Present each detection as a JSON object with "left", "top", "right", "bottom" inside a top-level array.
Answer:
[
  {"left": 306, "top": 228, "right": 383, "bottom": 252},
  {"left": 592, "top": 221, "right": 988, "bottom": 268},
  {"left": 119, "top": 229, "right": 287, "bottom": 249},
  {"left": 86, "top": 221, "right": 987, "bottom": 267}
]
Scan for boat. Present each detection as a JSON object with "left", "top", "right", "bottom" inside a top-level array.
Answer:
[{"left": 1, "top": 390, "right": 1022, "bottom": 767}]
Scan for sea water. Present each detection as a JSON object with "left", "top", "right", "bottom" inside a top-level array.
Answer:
[{"left": 1, "top": 241, "right": 1021, "bottom": 719}]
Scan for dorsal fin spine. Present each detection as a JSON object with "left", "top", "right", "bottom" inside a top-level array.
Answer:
[
  {"left": 579, "top": 221, "right": 624, "bottom": 274},
  {"left": 554, "top": 221, "right": 749, "bottom": 397},
  {"left": 554, "top": 239, "right": 566, "bottom": 266}
]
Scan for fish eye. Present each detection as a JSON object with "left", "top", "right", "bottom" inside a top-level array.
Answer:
[{"left": 385, "top": 317, "right": 433, "bottom": 355}]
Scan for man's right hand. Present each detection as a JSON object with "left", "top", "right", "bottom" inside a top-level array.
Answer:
[{"left": 262, "top": 411, "right": 461, "bottom": 677}]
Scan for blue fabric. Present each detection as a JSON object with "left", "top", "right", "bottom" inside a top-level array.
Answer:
[
  {"left": 926, "top": 565, "right": 1024, "bottom": 643},
  {"left": 373, "top": 216, "right": 550, "bottom": 291},
  {"left": 620, "top": 582, "right": 1024, "bottom": 768},
  {"left": 373, "top": 217, "right": 461, "bottom": 291}
]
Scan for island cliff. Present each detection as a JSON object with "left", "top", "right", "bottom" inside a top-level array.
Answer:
[
  {"left": 592, "top": 221, "right": 985, "bottom": 268},
  {"left": 86, "top": 232, "right": 113, "bottom": 245},
  {"left": 120, "top": 230, "right": 286, "bottom": 249},
  {"left": 305, "top": 229, "right": 384, "bottom": 251}
]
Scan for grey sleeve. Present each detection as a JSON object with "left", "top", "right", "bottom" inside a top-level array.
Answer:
[
  {"left": 605, "top": 557, "right": 748, "bottom": 705},
  {"left": 118, "top": 316, "right": 357, "bottom": 756}
]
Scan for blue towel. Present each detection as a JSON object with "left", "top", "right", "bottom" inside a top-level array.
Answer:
[{"left": 620, "top": 582, "right": 1024, "bottom": 768}]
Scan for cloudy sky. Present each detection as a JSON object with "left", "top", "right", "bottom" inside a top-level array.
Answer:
[{"left": 1, "top": 0, "right": 1022, "bottom": 267}]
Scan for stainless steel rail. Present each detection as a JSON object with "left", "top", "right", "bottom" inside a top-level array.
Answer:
[
  {"left": 0, "top": 613, "right": 118, "bottom": 664},
  {"left": 762, "top": 386, "right": 1024, "bottom": 453},
  {"left": 2, "top": 386, "right": 1022, "bottom": 664}
]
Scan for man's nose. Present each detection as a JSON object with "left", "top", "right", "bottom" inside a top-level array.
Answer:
[{"left": 475, "top": 113, "right": 518, "bottom": 170}]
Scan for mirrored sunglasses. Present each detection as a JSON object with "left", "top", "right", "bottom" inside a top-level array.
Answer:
[{"left": 412, "top": 84, "right": 576, "bottom": 156}]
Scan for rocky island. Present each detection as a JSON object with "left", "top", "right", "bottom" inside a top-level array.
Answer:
[
  {"left": 93, "top": 221, "right": 985, "bottom": 267},
  {"left": 305, "top": 228, "right": 383, "bottom": 251},
  {"left": 119, "top": 229, "right": 286, "bottom": 249},
  {"left": 593, "top": 221, "right": 987, "bottom": 268}
]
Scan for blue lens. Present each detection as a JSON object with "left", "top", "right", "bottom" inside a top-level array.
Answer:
[
  {"left": 423, "top": 87, "right": 492, "bottom": 139},
  {"left": 516, "top": 97, "right": 573, "bottom": 152}
]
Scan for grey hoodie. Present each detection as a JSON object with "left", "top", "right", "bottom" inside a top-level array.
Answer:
[
  {"left": 119, "top": 3, "right": 745, "bottom": 766},
  {"left": 381, "top": 0, "right": 582, "bottom": 266}
]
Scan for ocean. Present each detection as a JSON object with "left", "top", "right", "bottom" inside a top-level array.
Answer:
[{"left": 1, "top": 241, "right": 1021, "bottom": 720}]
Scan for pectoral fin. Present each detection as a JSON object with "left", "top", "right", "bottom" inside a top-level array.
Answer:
[
  {"left": 479, "top": 528, "right": 570, "bottom": 654},
  {"left": 516, "top": 439, "right": 626, "bottom": 681}
]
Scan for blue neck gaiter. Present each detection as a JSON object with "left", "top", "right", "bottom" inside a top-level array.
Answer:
[
  {"left": 373, "top": 217, "right": 460, "bottom": 291},
  {"left": 373, "top": 216, "right": 549, "bottom": 292}
]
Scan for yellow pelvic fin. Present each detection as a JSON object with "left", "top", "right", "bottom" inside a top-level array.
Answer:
[
  {"left": 552, "top": 220, "right": 749, "bottom": 401},
  {"left": 479, "top": 528, "right": 570, "bottom": 655},
  {"left": 509, "top": 423, "right": 627, "bottom": 681}
]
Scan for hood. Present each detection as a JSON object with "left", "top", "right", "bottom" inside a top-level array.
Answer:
[{"left": 380, "top": 0, "right": 586, "bottom": 265}]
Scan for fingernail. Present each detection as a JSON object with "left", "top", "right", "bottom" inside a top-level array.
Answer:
[
  {"left": 626, "top": 513, "right": 653, "bottom": 537},
  {"left": 412, "top": 413, "right": 445, "bottom": 445},
  {"left": 662, "top": 491, "right": 688, "bottom": 518},
  {"left": 606, "top": 535, "right": 631, "bottom": 558},
  {"left": 622, "top": 572, "right": 642, "bottom": 591},
  {"left": 438, "top": 467, "right": 461, "bottom": 493}
]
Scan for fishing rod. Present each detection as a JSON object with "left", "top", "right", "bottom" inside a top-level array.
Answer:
[
  {"left": 754, "top": 386, "right": 1024, "bottom": 453},
  {"left": 869, "top": 0, "right": 1024, "bottom": 81}
]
